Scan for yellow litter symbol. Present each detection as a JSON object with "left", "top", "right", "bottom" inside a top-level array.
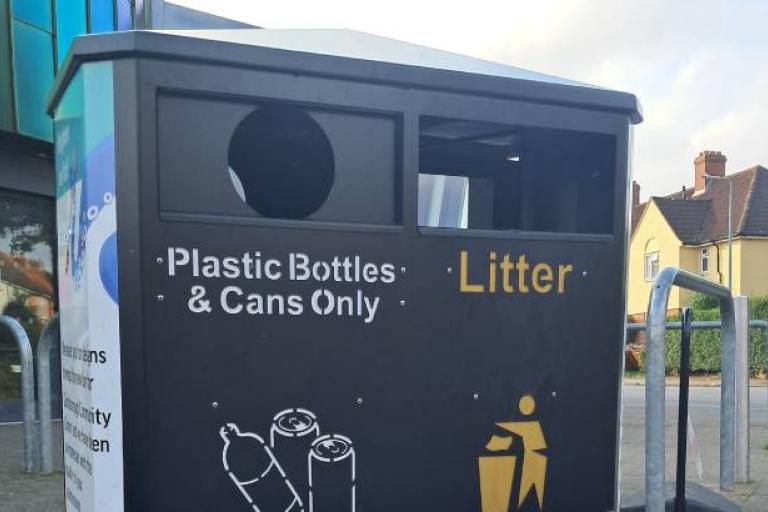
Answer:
[{"left": 478, "top": 395, "right": 547, "bottom": 511}]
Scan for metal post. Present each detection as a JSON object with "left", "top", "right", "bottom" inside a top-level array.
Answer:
[
  {"left": 751, "top": 319, "right": 768, "bottom": 461},
  {"left": 727, "top": 180, "right": 732, "bottom": 291},
  {"left": 0, "top": 315, "right": 38, "bottom": 473},
  {"left": 645, "top": 267, "right": 735, "bottom": 512},
  {"left": 733, "top": 297, "right": 750, "bottom": 483},
  {"left": 718, "top": 294, "right": 737, "bottom": 492},
  {"left": 36, "top": 315, "right": 60, "bottom": 475},
  {"left": 675, "top": 308, "right": 692, "bottom": 512},
  {"left": 646, "top": 275, "right": 671, "bottom": 512}
]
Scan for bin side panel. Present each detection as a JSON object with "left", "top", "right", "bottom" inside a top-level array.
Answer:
[{"left": 54, "top": 61, "right": 124, "bottom": 512}]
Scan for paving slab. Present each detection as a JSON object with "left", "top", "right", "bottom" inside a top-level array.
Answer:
[
  {"left": 0, "top": 422, "right": 64, "bottom": 512},
  {"left": 620, "top": 385, "right": 768, "bottom": 510}
]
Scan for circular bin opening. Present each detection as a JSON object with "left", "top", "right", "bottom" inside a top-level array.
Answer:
[{"left": 228, "top": 106, "right": 335, "bottom": 219}]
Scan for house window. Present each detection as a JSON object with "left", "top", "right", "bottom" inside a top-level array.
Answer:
[
  {"left": 700, "top": 248, "right": 710, "bottom": 274},
  {"left": 644, "top": 251, "right": 659, "bottom": 281}
]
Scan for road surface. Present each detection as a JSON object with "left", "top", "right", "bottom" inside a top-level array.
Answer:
[{"left": 620, "top": 385, "right": 768, "bottom": 510}]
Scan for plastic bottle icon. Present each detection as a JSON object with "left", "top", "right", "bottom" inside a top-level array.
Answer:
[
  {"left": 220, "top": 423, "right": 304, "bottom": 512},
  {"left": 308, "top": 434, "right": 356, "bottom": 512}
]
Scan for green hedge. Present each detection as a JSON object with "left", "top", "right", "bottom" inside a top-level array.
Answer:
[
  {"left": 660, "top": 295, "right": 768, "bottom": 375},
  {"left": 752, "top": 295, "right": 768, "bottom": 322}
]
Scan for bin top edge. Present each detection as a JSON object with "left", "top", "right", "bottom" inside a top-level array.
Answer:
[{"left": 47, "top": 29, "right": 643, "bottom": 123}]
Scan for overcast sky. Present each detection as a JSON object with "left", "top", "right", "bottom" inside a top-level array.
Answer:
[{"left": 172, "top": 0, "right": 767, "bottom": 199}]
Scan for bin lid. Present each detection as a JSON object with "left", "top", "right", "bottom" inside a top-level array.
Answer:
[{"left": 48, "top": 28, "right": 642, "bottom": 123}]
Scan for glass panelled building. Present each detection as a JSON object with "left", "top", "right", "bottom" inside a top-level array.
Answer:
[
  {"left": 1, "top": 0, "right": 127, "bottom": 141},
  {"left": 0, "top": 0, "right": 252, "bottom": 419}
]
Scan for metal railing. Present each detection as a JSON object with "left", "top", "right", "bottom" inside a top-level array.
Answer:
[
  {"left": 642, "top": 267, "right": 736, "bottom": 512},
  {"left": 627, "top": 316, "right": 768, "bottom": 488},
  {"left": 0, "top": 315, "right": 38, "bottom": 473},
  {"left": 36, "top": 314, "right": 59, "bottom": 475},
  {"left": 1, "top": 314, "right": 63, "bottom": 474},
  {"left": 628, "top": 319, "right": 768, "bottom": 333}
]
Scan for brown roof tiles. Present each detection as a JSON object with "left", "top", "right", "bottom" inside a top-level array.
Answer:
[{"left": 631, "top": 165, "right": 768, "bottom": 244}]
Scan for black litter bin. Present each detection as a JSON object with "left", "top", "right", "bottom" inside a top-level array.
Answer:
[{"left": 48, "top": 29, "right": 642, "bottom": 512}]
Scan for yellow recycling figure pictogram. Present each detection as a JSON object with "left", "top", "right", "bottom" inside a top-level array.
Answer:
[{"left": 478, "top": 395, "right": 547, "bottom": 511}]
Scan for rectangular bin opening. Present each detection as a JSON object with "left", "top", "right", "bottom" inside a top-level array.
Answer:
[
  {"left": 158, "top": 93, "right": 402, "bottom": 227},
  {"left": 418, "top": 116, "right": 617, "bottom": 234}
]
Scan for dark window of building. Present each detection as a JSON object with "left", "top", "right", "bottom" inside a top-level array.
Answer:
[
  {"left": 10, "top": 20, "right": 54, "bottom": 140},
  {"left": 0, "top": 0, "right": 14, "bottom": 132},
  {"left": 0, "top": 189, "right": 55, "bottom": 402},
  {"left": 418, "top": 116, "right": 617, "bottom": 234}
]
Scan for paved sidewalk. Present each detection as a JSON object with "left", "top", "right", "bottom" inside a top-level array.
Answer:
[
  {"left": 0, "top": 423, "right": 64, "bottom": 512},
  {"left": 620, "top": 385, "right": 768, "bottom": 511}
]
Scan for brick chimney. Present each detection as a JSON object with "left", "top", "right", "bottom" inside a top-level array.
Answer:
[
  {"left": 632, "top": 181, "right": 641, "bottom": 207},
  {"left": 694, "top": 151, "right": 726, "bottom": 191}
]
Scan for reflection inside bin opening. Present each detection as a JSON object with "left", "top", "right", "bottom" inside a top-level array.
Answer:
[
  {"left": 418, "top": 116, "right": 616, "bottom": 235},
  {"left": 228, "top": 106, "right": 335, "bottom": 219}
]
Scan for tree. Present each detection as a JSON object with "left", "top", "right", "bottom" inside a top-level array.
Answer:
[{"left": 0, "top": 195, "right": 54, "bottom": 257}]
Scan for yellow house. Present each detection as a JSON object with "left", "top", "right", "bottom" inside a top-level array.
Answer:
[{"left": 627, "top": 151, "right": 768, "bottom": 321}]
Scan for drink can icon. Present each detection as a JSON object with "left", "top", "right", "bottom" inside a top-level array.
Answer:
[
  {"left": 220, "top": 423, "right": 303, "bottom": 512},
  {"left": 308, "top": 434, "right": 356, "bottom": 512},
  {"left": 270, "top": 408, "right": 320, "bottom": 502}
]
